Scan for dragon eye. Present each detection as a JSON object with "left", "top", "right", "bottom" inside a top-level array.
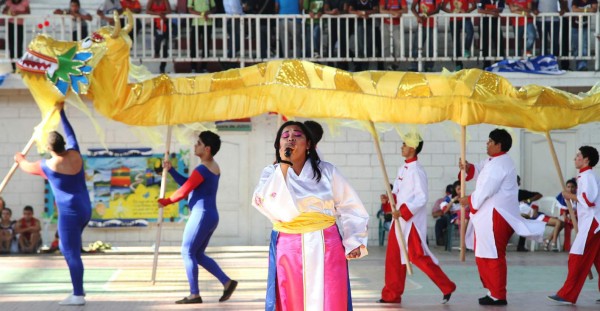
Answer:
[{"left": 82, "top": 37, "right": 92, "bottom": 49}]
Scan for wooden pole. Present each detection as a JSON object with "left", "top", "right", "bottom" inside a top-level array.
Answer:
[
  {"left": 545, "top": 131, "right": 592, "bottom": 280},
  {"left": 459, "top": 126, "right": 467, "bottom": 261},
  {"left": 151, "top": 126, "right": 173, "bottom": 284},
  {"left": 369, "top": 122, "right": 413, "bottom": 275},
  {"left": 0, "top": 107, "right": 59, "bottom": 194}
]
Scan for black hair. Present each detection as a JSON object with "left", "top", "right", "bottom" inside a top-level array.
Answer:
[
  {"left": 274, "top": 121, "right": 322, "bottom": 182},
  {"left": 199, "top": 131, "right": 221, "bottom": 156},
  {"left": 23, "top": 205, "right": 33, "bottom": 213},
  {"left": 71, "top": 0, "right": 81, "bottom": 6},
  {"left": 445, "top": 184, "right": 454, "bottom": 195},
  {"left": 48, "top": 131, "right": 66, "bottom": 153},
  {"left": 2, "top": 207, "right": 11, "bottom": 216},
  {"left": 579, "top": 145, "right": 599, "bottom": 167},
  {"left": 304, "top": 120, "right": 324, "bottom": 144},
  {"left": 415, "top": 140, "right": 424, "bottom": 155},
  {"left": 489, "top": 128, "right": 512, "bottom": 152},
  {"left": 566, "top": 178, "right": 577, "bottom": 187}
]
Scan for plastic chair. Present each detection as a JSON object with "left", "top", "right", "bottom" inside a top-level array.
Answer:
[{"left": 529, "top": 197, "right": 561, "bottom": 251}]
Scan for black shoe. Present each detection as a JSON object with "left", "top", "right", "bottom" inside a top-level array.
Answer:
[
  {"left": 479, "top": 295, "right": 507, "bottom": 305},
  {"left": 547, "top": 295, "right": 572, "bottom": 305},
  {"left": 442, "top": 292, "right": 452, "bottom": 304},
  {"left": 596, "top": 298, "right": 600, "bottom": 304},
  {"left": 516, "top": 247, "right": 529, "bottom": 252},
  {"left": 175, "top": 296, "right": 203, "bottom": 304},
  {"left": 219, "top": 280, "right": 238, "bottom": 302},
  {"left": 376, "top": 298, "right": 400, "bottom": 303}
]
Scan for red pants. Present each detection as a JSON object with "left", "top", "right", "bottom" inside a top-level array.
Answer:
[
  {"left": 474, "top": 210, "right": 514, "bottom": 300},
  {"left": 381, "top": 222, "right": 456, "bottom": 302},
  {"left": 556, "top": 219, "right": 600, "bottom": 303},
  {"left": 564, "top": 222, "right": 573, "bottom": 252}
]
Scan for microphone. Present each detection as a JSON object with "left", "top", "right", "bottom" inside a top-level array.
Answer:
[{"left": 284, "top": 148, "right": 292, "bottom": 158}]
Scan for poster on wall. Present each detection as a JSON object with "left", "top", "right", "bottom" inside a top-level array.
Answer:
[{"left": 44, "top": 148, "right": 190, "bottom": 227}]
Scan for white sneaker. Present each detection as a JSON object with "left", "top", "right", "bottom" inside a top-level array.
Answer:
[{"left": 59, "top": 294, "right": 86, "bottom": 306}]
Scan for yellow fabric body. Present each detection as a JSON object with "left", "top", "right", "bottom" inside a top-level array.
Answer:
[
  {"left": 273, "top": 212, "right": 336, "bottom": 234},
  {"left": 18, "top": 19, "right": 600, "bottom": 138}
]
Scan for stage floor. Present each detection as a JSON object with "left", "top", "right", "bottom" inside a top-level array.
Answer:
[{"left": 1, "top": 245, "right": 598, "bottom": 310}]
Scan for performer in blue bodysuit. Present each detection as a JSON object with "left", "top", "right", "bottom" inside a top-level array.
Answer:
[
  {"left": 158, "top": 131, "right": 238, "bottom": 304},
  {"left": 15, "top": 104, "right": 91, "bottom": 306}
]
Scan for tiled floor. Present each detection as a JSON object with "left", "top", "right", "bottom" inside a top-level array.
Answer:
[{"left": 1, "top": 245, "right": 598, "bottom": 310}]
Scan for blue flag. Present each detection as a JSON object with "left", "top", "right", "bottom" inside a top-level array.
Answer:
[{"left": 486, "top": 55, "right": 566, "bottom": 75}]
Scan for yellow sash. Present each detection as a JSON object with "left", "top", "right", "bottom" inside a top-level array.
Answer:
[{"left": 273, "top": 212, "right": 336, "bottom": 234}]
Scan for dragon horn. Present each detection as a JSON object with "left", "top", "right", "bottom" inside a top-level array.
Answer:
[
  {"left": 122, "top": 10, "right": 133, "bottom": 34},
  {"left": 111, "top": 10, "right": 122, "bottom": 38}
]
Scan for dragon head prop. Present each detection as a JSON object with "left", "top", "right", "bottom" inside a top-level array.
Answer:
[{"left": 18, "top": 11, "right": 133, "bottom": 149}]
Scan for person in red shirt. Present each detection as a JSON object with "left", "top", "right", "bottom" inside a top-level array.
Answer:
[
  {"left": 441, "top": 0, "right": 476, "bottom": 70},
  {"left": 409, "top": 0, "right": 441, "bottom": 71},
  {"left": 120, "top": 0, "right": 143, "bottom": 44},
  {"left": 507, "top": 0, "right": 537, "bottom": 57},
  {"left": 15, "top": 205, "right": 41, "bottom": 254},
  {"left": 379, "top": 0, "right": 408, "bottom": 70}
]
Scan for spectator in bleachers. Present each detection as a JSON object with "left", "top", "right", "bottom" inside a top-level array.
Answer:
[
  {"left": 224, "top": 0, "right": 244, "bottom": 62},
  {"left": 507, "top": 0, "right": 536, "bottom": 57},
  {"left": 570, "top": 0, "right": 597, "bottom": 71},
  {"left": 348, "top": 0, "right": 379, "bottom": 71},
  {"left": 188, "top": 0, "right": 217, "bottom": 73},
  {"left": 532, "top": 0, "right": 564, "bottom": 59},
  {"left": 477, "top": 0, "right": 506, "bottom": 68},
  {"left": 2, "top": 0, "right": 30, "bottom": 72},
  {"left": 304, "top": 0, "right": 324, "bottom": 58},
  {"left": 0, "top": 208, "right": 16, "bottom": 254},
  {"left": 54, "top": 0, "right": 93, "bottom": 41},
  {"left": 379, "top": 0, "right": 408, "bottom": 70},
  {"left": 557, "top": 178, "right": 577, "bottom": 251},
  {"left": 409, "top": 0, "right": 441, "bottom": 72},
  {"left": 148, "top": 0, "right": 172, "bottom": 74},
  {"left": 441, "top": 0, "right": 475, "bottom": 71},
  {"left": 245, "top": 0, "right": 277, "bottom": 59},
  {"left": 323, "top": 0, "right": 349, "bottom": 70},
  {"left": 276, "top": 0, "right": 303, "bottom": 58},
  {"left": 15, "top": 205, "right": 41, "bottom": 254},
  {"left": 120, "top": 0, "right": 143, "bottom": 44},
  {"left": 97, "top": 0, "right": 123, "bottom": 26}
]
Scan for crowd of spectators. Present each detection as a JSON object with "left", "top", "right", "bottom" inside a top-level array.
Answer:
[
  {"left": 0, "top": 198, "right": 43, "bottom": 254},
  {"left": 1, "top": 0, "right": 598, "bottom": 73}
]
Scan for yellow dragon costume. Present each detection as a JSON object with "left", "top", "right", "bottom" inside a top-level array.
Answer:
[{"left": 15, "top": 11, "right": 600, "bottom": 133}]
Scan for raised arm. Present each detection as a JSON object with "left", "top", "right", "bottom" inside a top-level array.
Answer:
[{"left": 60, "top": 109, "right": 79, "bottom": 152}]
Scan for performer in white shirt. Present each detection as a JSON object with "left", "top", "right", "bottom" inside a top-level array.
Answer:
[
  {"left": 458, "top": 129, "right": 545, "bottom": 306},
  {"left": 252, "top": 121, "right": 369, "bottom": 311},
  {"left": 549, "top": 146, "right": 600, "bottom": 305},
  {"left": 380, "top": 134, "right": 456, "bottom": 304}
]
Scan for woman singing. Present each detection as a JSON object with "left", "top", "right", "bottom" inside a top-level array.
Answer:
[{"left": 252, "top": 121, "right": 369, "bottom": 310}]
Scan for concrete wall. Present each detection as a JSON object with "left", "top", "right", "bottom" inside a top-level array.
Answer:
[{"left": 1, "top": 77, "right": 600, "bottom": 249}]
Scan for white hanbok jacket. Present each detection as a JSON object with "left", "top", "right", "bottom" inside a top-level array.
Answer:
[
  {"left": 252, "top": 161, "right": 369, "bottom": 256},
  {"left": 570, "top": 167, "right": 600, "bottom": 255},
  {"left": 465, "top": 153, "right": 545, "bottom": 258}
]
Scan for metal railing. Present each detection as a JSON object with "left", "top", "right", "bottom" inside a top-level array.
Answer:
[{"left": 1, "top": 12, "right": 598, "bottom": 72}]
